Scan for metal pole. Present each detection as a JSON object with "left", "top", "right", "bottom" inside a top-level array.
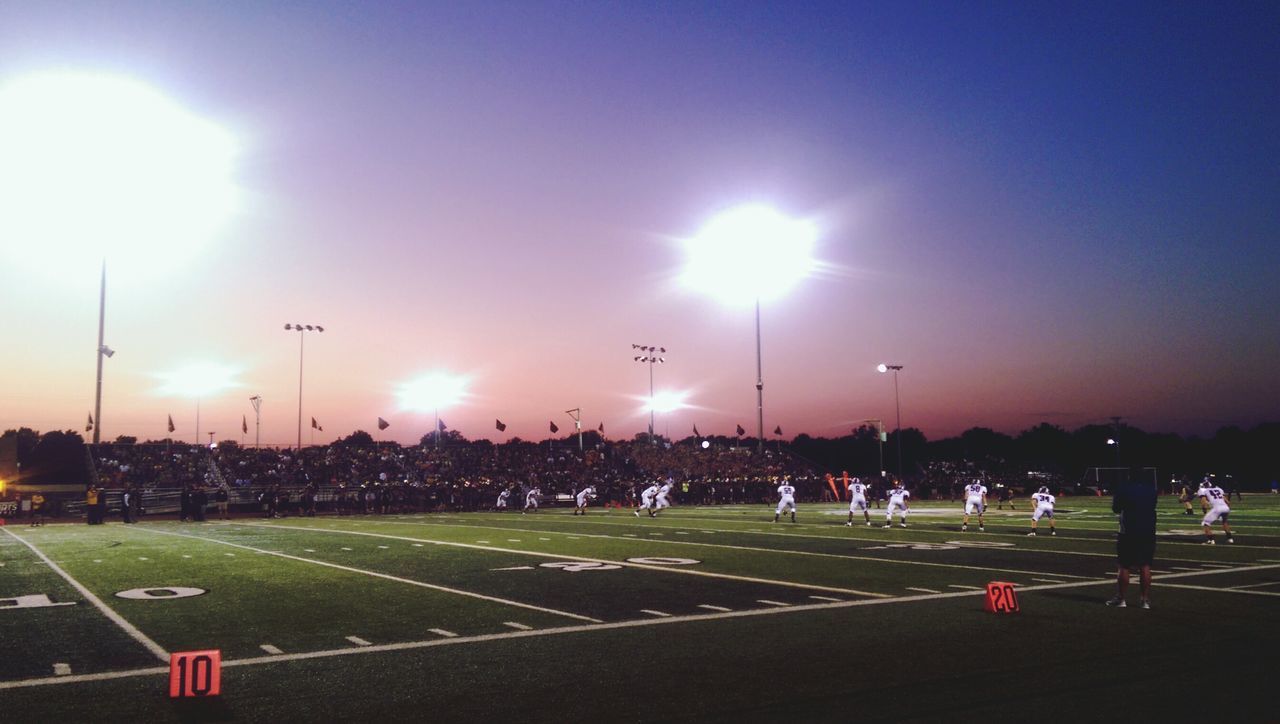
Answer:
[
  {"left": 893, "top": 370, "right": 903, "bottom": 481},
  {"left": 195, "top": 400, "right": 201, "bottom": 445},
  {"left": 93, "top": 260, "right": 106, "bottom": 445},
  {"left": 250, "top": 396, "right": 262, "bottom": 448},
  {"left": 434, "top": 409, "right": 440, "bottom": 448},
  {"left": 649, "top": 360, "right": 655, "bottom": 444},
  {"left": 755, "top": 298, "right": 764, "bottom": 455},
  {"left": 296, "top": 330, "right": 304, "bottom": 450}
]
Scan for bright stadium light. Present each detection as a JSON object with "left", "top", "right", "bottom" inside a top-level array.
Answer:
[
  {"left": 398, "top": 372, "right": 470, "bottom": 446},
  {"left": 679, "top": 205, "right": 817, "bottom": 307},
  {"left": 154, "top": 362, "right": 243, "bottom": 399},
  {"left": 0, "top": 71, "right": 239, "bottom": 277},
  {"left": 643, "top": 390, "right": 689, "bottom": 414},
  {"left": 154, "top": 362, "right": 243, "bottom": 445},
  {"left": 682, "top": 204, "right": 819, "bottom": 454}
]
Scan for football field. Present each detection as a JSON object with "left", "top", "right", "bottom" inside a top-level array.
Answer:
[{"left": 3, "top": 495, "right": 1278, "bottom": 722}]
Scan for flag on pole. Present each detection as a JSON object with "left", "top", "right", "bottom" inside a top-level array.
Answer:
[
  {"left": 549, "top": 421, "right": 559, "bottom": 434},
  {"left": 377, "top": 417, "right": 390, "bottom": 431},
  {"left": 597, "top": 422, "right": 604, "bottom": 433},
  {"left": 693, "top": 424, "right": 701, "bottom": 437},
  {"left": 168, "top": 415, "right": 175, "bottom": 433},
  {"left": 86, "top": 413, "right": 94, "bottom": 432},
  {"left": 438, "top": 419, "right": 447, "bottom": 432},
  {"left": 774, "top": 425, "right": 783, "bottom": 436},
  {"left": 311, "top": 417, "right": 322, "bottom": 431},
  {"left": 735, "top": 424, "right": 745, "bottom": 437},
  {"left": 495, "top": 419, "right": 507, "bottom": 432}
]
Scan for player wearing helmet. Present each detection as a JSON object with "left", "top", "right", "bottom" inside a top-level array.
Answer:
[
  {"left": 883, "top": 481, "right": 910, "bottom": 528},
  {"left": 1198, "top": 480, "right": 1234, "bottom": 544},
  {"left": 846, "top": 476, "right": 871, "bottom": 526},
  {"left": 1028, "top": 486, "right": 1056, "bottom": 536},
  {"left": 961, "top": 479, "right": 987, "bottom": 532}
]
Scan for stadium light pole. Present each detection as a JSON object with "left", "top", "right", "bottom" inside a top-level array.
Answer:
[
  {"left": 878, "top": 364, "right": 904, "bottom": 481},
  {"left": 680, "top": 206, "right": 818, "bottom": 456},
  {"left": 249, "top": 395, "right": 262, "bottom": 448},
  {"left": 631, "top": 344, "right": 666, "bottom": 444},
  {"left": 91, "top": 260, "right": 115, "bottom": 445},
  {"left": 1107, "top": 438, "right": 1120, "bottom": 465},
  {"left": 284, "top": 323, "right": 324, "bottom": 449}
]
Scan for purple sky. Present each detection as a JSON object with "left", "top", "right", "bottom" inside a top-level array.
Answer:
[{"left": 1, "top": 1, "right": 1276, "bottom": 445}]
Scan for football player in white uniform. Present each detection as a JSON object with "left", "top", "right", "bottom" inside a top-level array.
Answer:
[
  {"left": 573, "top": 485, "right": 596, "bottom": 515},
  {"left": 635, "top": 482, "right": 659, "bottom": 517},
  {"left": 774, "top": 479, "right": 797, "bottom": 523},
  {"left": 1028, "top": 486, "right": 1056, "bottom": 536},
  {"left": 652, "top": 478, "right": 675, "bottom": 515},
  {"left": 884, "top": 481, "right": 910, "bottom": 528},
  {"left": 846, "top": 476, "right": 871, "bottom": 526},
  {"left": 495, "top": 488, "right": 510, "bottom": 511},
  {"left": 522, "top": 486, "right": 540, "bottom": 514},
  {"left": 961, "top": 479, "right": 988, "bottom": 532},
  {"left": 1198, "top": 480, "right": 1234, "bottom": 544}
]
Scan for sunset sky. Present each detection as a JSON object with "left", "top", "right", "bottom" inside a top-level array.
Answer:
[{"left": 1, "top": 1, "right": 1276, "bottom": 446}]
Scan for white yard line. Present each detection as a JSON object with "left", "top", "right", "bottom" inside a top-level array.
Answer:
[
  {"left": 640, "top": 609, "right": 672, "bottom": 617},
  {"left": 371, "top": 519, "right": 1101, "bottom": 581},
  {"left": 345, "top": 636, "right": 372, "bottom": 647},
  {"left": 428, "top": 629, "right": 458, "bottom": 638},
  {"left": 1153, "top": 582, "right": 1280, "bottom": 598},
  {"left": 906, "top": 587, "right": 942, "bottom": 594},
  {"left": 697, "top": 604, "right": 732, "bottom": 612},
  {"left": 2, "top": 529, "right": 169, "bottom": 663},
  {"left": 5, "top": 561, "right": 1279, "bottom": 692},
  {"left": 131, "top": 527, "right": 600, "bottom": 623},
  {"left": 260, "top": 644, "right": 284, "bottom": 655},
  {"left": 1228, "top": 581, "right": 1280, "bottom": 590},
  {"left": 947, "top": 584, "right": 985, "bottom": 590},
  {"left": 807, "top": 595, "right": 842, "bottom": 602},
  {"left": 238, "top": 522, "right": 892, "bottom": 599},
  {"left": 756, "top": 599, "right": 791, "bottom": 607},
  {"left": 503, "top": 622, "right": 533, "bottom": 631}
]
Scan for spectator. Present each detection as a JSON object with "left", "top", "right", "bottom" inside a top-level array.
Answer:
[{"left": 1107, "top": 468, "right": 1157, "bottom": 609}]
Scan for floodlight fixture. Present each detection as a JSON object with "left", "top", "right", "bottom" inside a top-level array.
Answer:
[
  {"left": 632, "top": 344, "right": 669, "bottom": 444},
  {"left": 284, "top": 322, "right": 325, "bottom": 449},
  {"left": 877, "top": 364, "right": 905, "bottom": 480},
  {"left": 681, "top": 205, "right": 819, "bottom": 454},
  {"left": 644, "top": 390, "right": 689, "bottom": 414}
]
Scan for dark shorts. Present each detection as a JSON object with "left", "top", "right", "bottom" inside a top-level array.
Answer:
[{"left": 1116, "top": 534, "right": 1155, "bottom": 567}]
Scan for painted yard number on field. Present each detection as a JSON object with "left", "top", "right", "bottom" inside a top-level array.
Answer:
[{"left": 169, "top": 649, "right": 221, "bottom": 698}]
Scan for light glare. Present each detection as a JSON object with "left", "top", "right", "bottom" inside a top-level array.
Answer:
[
  {"left": 644, "top": 390, "right": 689, "bottom": 414},
  {"left": 154, "top": 362, "right": 243, "bottom": 398},
  {"left": 0, "top": 71, "right": 239, "bottom": 280},
  {"left": 398, "top": 372, "right": 470, "bottom": 412},
  {"left": 680, "top": 205, "right": 818, "bottom": 306}
]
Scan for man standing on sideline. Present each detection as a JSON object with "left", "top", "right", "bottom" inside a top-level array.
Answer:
[
  {"left": 1107, "top": 469, "right": 1156, "bottom": 609},
  {"left": 121, "top": 484, "right": 135, "bottom": 524}
]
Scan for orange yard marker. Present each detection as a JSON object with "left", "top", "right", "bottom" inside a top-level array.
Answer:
[
  {"left": 983, "top": 581, "right": 1019, "bottom": 614},
  {"left": 168, "top": 650, "right": 222, "bottom": 698}
]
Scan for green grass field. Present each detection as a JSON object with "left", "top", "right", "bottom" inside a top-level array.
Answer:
[{"left": 3, "top": 495, "right": 1278, "bottom": 722}]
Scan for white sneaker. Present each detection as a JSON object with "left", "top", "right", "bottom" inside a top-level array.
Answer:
[
  {"left": 882, "top": 523, "right": 890, "bottom": 528},
  {"left": 845, "top": 522, "right": 852, "bottom": 527},
  {"left": 1027, "top": 531, "right": 1036, "bottom": 536},
  {"left": 1140, "top": 599, "right": 1151, "bottom": 610},
  {"left": 899, "top": 523, "right": 907, "bottom": 528},
  {"left": 1105, "top": 596, "right": 1126, "bottom": 608}
]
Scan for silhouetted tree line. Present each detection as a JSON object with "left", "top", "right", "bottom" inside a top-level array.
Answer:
[
  {"left": 3, "top": 421, "right": 1277, "bottom": 487},
  {"left": 784, "top": 422, "right": 1280, "bottom": 487}
]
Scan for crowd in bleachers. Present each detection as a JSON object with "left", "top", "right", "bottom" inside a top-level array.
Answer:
[{"left": 84, "top": 440, "right": 835, "bottom": 514}]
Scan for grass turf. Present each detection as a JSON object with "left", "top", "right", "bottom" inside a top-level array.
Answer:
[{"left": 2, "top": 494, "right": 1277, "bottom": 722}]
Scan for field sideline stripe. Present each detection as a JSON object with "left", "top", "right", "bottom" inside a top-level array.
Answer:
[
  {"left": 239, "top": 522, "right": 892, "bottom": 598},
  {"left": 372, "top": 518, "right": 1101, "bottom": 581},
  {"left": 1, "top": 528, "right": 170, "bottom": 663},
  {"left": 1153, "top": 582, "right": 1280, "bottom": 598},
  {"left": 4, "top": 561, "right": 1277, "bottom": 692},
  {"left": 130, "top": 527, "right": 601, "bottom": 623}
]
